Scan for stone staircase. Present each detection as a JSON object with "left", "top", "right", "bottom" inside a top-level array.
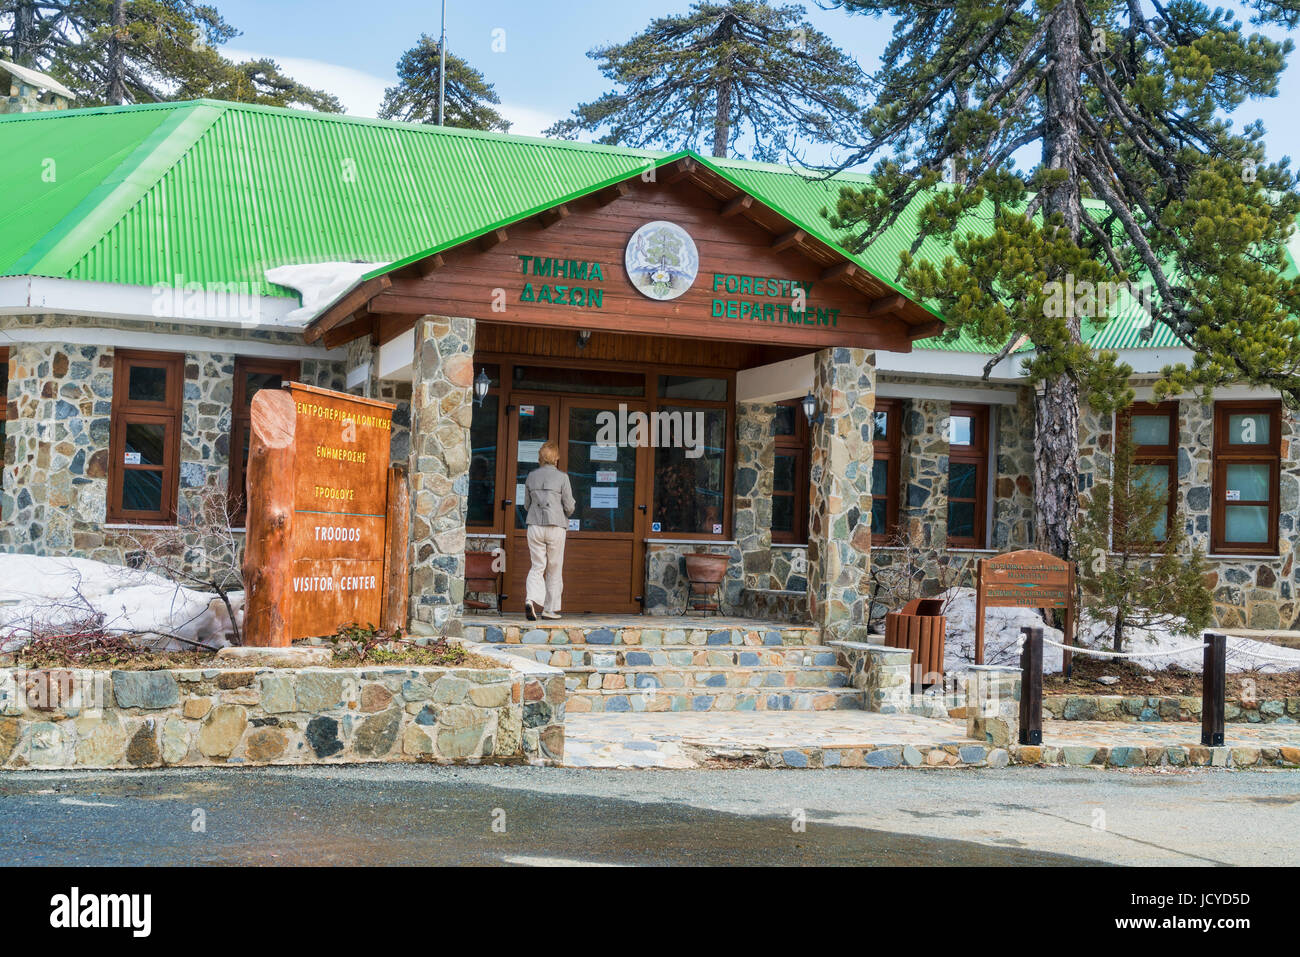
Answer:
[{"left": 459, "top": 619, "right": 863, "bottom": 713}]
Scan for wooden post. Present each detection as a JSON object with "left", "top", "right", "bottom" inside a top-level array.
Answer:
[
  {"left": 242, "top": 389, "right": 296, "bottom": 647},
  {"left": 974, "top": 558, "right": 986, "bottom": 665},
  {"left": 1019, "top": 625, "right": 1043, "bottom": 745},
  {"left": 1062, "top": 562, "right": 1075, "bottom": 679},
  {"left": 381, "top": 463, "right": 410, "bottom": 634},
  {"left": 1202, "top": 631, "right": 1226, "bottom": 747}
]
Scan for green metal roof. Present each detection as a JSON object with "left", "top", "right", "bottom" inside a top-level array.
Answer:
[{"left": 0, "top": 98, "right": 1219, "bottom": 353}]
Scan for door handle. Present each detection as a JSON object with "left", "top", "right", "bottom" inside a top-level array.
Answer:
[
  {"left": 638, "top": 504, "right": 647, "bottom": 513},
  {"left": 503, "top": 500, "right": 513, "bottom": 509}
]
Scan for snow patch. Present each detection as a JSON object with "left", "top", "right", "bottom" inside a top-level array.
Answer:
[
  {"left": 932, "top": 586, "right": 1300, "bottom": 675},
  {"left": 0, "top": 554, "right": 241, "bottom": 651},
  {"left": 265, "top": 262, "right": 390, "bottom": 324}
]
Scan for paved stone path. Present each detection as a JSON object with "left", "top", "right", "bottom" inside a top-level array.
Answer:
[{"left": 564, "top": 712, "right": 1300, "bottom": 769}]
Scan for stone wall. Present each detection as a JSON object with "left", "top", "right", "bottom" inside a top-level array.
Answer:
[
  {"left": 1078, "top": 395, "right": 1300, "bottom": 629},
  {"left": 733, "top": 402, "right": 774, "bottom": 590},
  {"left": 644, "top": 542, "right": 744, "bottom": 616},
  {"left": 1044, "top": 693, "right": 1300, "bottom": 723},
  {"left": 1, "top": 319, "right": 343, "bottom": 578},
  {"left": 0, "top": 659, "right": 565, "bottom": 769}
]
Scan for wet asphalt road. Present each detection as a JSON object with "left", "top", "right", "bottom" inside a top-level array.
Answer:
[{"left": 0, "top": 765, "right": 1296, "bottom": 866}]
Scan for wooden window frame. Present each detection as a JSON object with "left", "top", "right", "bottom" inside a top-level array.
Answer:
[
  {"left": 1115, "top": 400, "right": 1178, "bottom": 543},
  {"left": 1211, "top": 399, "right": 1281, "bottom": 555},
  {"left": 871, "top": 398, "right": 902, "bottom": 545},
  {"left": 228, "top": 357, "right": 300, "bottom": 524},
  {"left": 466, "top": 363, "right": 505, "bottom": 533},
  {"left": 946, "top": 403, "right": 989, "bottom": 549},
  {"left": 772, "top": 398, "right": 810, "bottom": 545},
  {"left": 108, "top": 350, "right": 183, "bottom": 525}
]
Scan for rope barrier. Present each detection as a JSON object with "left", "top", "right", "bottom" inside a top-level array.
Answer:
[
  {"left": 1035, "top": 635, "right": 1208, "bottom": 659},
  {"left": 1224, "top": 642, "right": 1300, "bottom": 664}
]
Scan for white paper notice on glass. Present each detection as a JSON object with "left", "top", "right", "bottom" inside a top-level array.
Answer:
[
  {"left": 590, "top": 445, "right": 618, "bottom": 462},
  {"left": 514, "top": 483, "right": 526, "bottom": 505},
  {"left": 517, "top": 440, "right": 543, "bottom": 463},
  {"left": 596, "top": 469, "right": 617, "bottom": 483},
  {"left": 590, "top": 486, "right": 619, "bottom": 509},
  {"left": 568, "top": 519, "right": 580, "bottom": 532},
  {"left": 123, "top": 452, "right": 141, "bottom": 465},
  {"left": 712, "top": 524, "right": 723, "bottom": 534},
  {"left": 1226, "top": 489, "right": 1241, "bottom": 501}
]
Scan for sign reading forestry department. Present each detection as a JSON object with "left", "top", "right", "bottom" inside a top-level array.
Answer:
[{"left": 243, "top": 383, "right": 398, "bottom": 646}]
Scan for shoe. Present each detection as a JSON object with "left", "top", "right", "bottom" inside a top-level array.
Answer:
[
  {"left": 541, "top": 611, "right": 561, "bottom": 620},
  {"left": 525, "top": 600, "right": 538, "bottom": 621}
]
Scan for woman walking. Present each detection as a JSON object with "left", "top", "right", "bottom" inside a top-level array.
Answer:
[{"left": 523, "top": 440, "right": 575, "bottom": 620}]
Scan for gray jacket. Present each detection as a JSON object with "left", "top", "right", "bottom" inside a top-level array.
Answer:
[{"left": 524, "top": 465, "right": 575, "bottom": 528}]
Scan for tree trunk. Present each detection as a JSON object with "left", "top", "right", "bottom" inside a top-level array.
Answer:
[
  {"left": 1112, "top": 606, "right": 1124, "bottom": 654},
  {"left": 1033, "top": 0, "right": 1085, "bottom": 562},
  {"left": 105, "top": 0, "right": 127, "bottom": 105},
  {"left": 13, "top": 0, "right": 37, "bottom": 67},
  {"left": 712, "top": 77, "right": 731, "bottom": 157}
]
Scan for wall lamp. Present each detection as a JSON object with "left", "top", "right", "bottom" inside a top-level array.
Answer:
[
  {"left": 801, "top": 390, "right": 823, "bottom": 426},
  {"left": 577, "top": 329, "right": 592, "bottom": 350},
  {"left": 473, "top": 367, "right": 491, "bottom": 406}
]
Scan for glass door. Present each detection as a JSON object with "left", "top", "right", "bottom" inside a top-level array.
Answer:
[{"left": 503, "top": 396, "right": 557, "bottom": 612}]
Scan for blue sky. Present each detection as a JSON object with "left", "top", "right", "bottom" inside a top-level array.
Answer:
[{"left": 216, "top": 0, "right": 1300, "bottom": 171}]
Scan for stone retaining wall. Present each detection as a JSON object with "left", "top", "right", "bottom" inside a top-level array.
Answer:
[
  {"left": 1045, "top": 694, "right": 1300, "bottom": 724},
  {"left": 0, "top": 658, "right": 565, "bottom": 770}
]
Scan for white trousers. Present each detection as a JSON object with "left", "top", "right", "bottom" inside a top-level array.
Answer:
[{"left": 525, "top": 524, "right": 566, "bottom": 614}]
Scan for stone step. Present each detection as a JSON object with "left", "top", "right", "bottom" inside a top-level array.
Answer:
[
  {"left": 566, "top": 686, "right": 865, "bottom": 713},
  {"left": 565, "top": 665, "right": 850, "bottom": 692},
  {"left": 461, "top": 623, "right": 819, "bottom": 648},
  {"left": 484, "top": 643, "right": 842, "bottom": 669}
]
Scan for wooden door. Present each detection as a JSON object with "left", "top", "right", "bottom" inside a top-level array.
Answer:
[
  {"left": 503, "top": 395, "right": 558, "bottom": 612},
  {"left": 557, "top": 397, "right": 647, "bottom": 614}
]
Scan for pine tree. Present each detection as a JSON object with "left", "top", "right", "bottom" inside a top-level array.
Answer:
[
  {"left": 823, "top": 0, "right": 1300, "bottom": 563},
  {"left": 377, "top": 35, "right": 509, "bottom": 132},
  {"left": 1075, "top": 428, "right": 1212, "bottom": 652},
  {"left": 1, "top": 0, "right": 341, "bottom": 111},
  {"left": 543, "top": 0, "right": 867, "bottom": 160}
]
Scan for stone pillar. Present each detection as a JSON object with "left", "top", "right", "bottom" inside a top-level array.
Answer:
[
  {"left": 966, "top": 665, "right": 1021, "bottom": 747},
  {"left": 407, "top": 316, "right": 476, "bottom": 633},
  {"left": 734, "top": 402, "right": 775, "bottom": 590},
  {"left": 900, "top": 397, "right": 949, "bottom": 549},
  {"left": 807, "top": 348, "right": 875, "bottom": 643}
]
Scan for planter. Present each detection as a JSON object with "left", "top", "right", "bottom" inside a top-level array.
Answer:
[
  {"left": 683, "top": 552, "right": 731, "bottom": 615},
  {"left": 884, "top": 598, "right": 946, "bottom": 689}
]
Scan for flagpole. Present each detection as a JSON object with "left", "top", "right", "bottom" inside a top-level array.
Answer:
[{"left": 437, "top": 0, "right": 447, "bottom": 126}]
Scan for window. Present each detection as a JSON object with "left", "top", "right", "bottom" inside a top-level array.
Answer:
[
  {"left": 652, "top": 406, "right": 728, "bottom": 535},
  {"left": 772, "top": 398, "right": 809, "bottom": 544},
  {"left": 946, "top": 403, "right": 989, "bottom": 548},
  {"left": 228, "top": 357, "right": 299, "bottom": 523},
  {"left": 871, "top": 399, "right": 901, "bottom": 543},
  {"left": 467, "top": 364, "right": 502, "bottom": 529},
  {"left": 109, "top": 350, "right": 183, "bottom": 524},
  {"left": 1116, "top": 401, "right": 1177, "bottom": 541},
  {"left": 1212, "top": 400, "right": 1281, "bottom": 554}
]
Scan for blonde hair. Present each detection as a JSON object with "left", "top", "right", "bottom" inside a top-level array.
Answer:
[{"left": 538, "top": 440, "right": 560, "bottom": 467}]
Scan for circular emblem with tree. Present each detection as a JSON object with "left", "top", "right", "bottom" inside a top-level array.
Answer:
[{"left": 624, "top": 221, "right": 699, "bottom": 301}]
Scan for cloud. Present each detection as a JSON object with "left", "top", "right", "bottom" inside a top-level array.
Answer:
[
  {"left": 224, "top": 48, "right": 392, "bottom": 116},
  {"left": 221, "top": 48, "right": 560, "bottom": 137}
]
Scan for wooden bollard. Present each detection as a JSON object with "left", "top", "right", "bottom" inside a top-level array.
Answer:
[
  {"left": 242, "top": 389, "right": 296, "bottom": 647},
  {"left": 1202, "top": 631, "right": 1227, "bottom": 747},
  {"left": 1019, "top": 625, "right": 1043, "bottom": 745}
]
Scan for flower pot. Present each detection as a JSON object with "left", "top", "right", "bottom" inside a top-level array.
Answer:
[
  {"left": 683, "top": 552, "right": 731, "bottom": 616},
  {"left": 884, "top": 598, "right": 946, "bottom": 690}
]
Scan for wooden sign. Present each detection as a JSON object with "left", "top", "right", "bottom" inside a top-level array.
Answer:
[
  {"left": 974, "top": 549, "right": 1075, "bottom": 669},
  {"left": 243, "top": 383, "right": 406, "bottom": 646}
]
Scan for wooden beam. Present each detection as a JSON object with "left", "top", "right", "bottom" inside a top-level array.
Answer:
[
  {"left": 594, "top": 181, "right": 630, "bottom": 206},
  {"left": 820, "top": 261, "right": 858, "bottom": 283},
  {"left": 665, "top": 158, "right": 697, "bottom": 184},
  {"left": 907, "top": 318, "right": 946, "bottom": 339},
  {"left": 321, "top": 314, "right": 375, "bottom": 349},
  {"left": 416, "top": 253, "right": 445, "bottom": 278},
  {"left": 537, "top": 204, "right": 570, "bottom": 228},
  {"left": 771, "top": 228, "right": 806, "bottom": 252},
  {"left": 477, "top": 228, "right": 508, "bottom": 252},
  {"left": 303, "top": 274, "right": 392, "bottom": 344},
  {"left": 720, "top": 194, "right": 753, "bottom": 218},
  {"left": 867, "top": 293, "right": 907, "bottom": 317}
]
